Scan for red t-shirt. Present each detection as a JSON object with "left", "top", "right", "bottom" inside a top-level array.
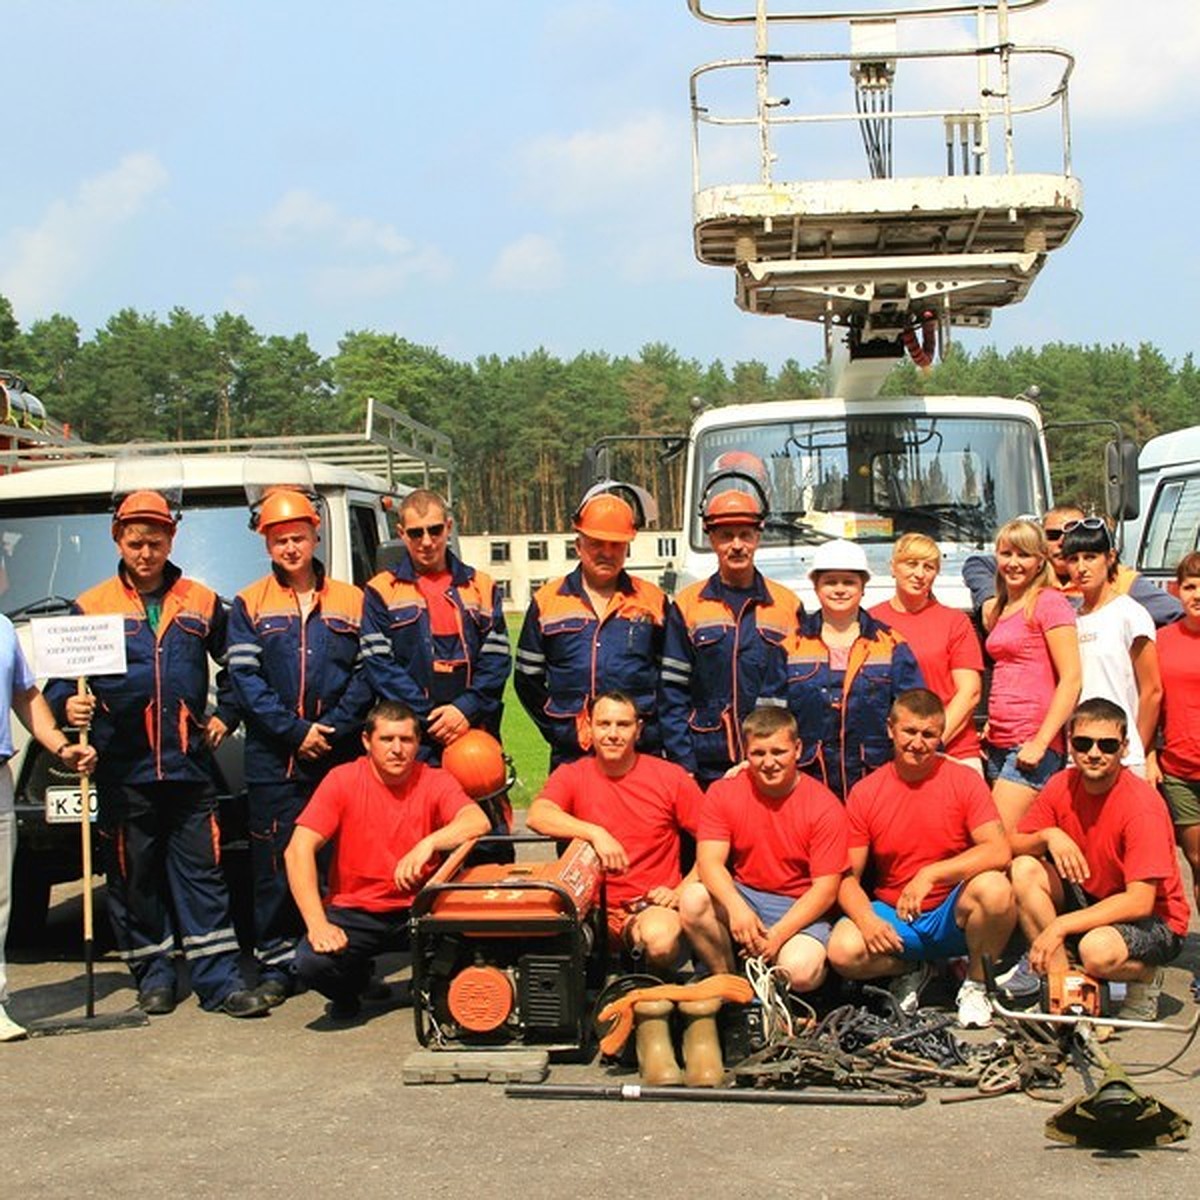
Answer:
[
  {"left": 846, "top": 758, "right": 1000, "bottom": 909},
  {"left": 1019, "top": 767, "right": 1190, "bottom": 936},
  {"left": 699, "top": 770, "right": 849, "bottom": 898},
  {"left": 415, "top": 569, "right": 460, "bottom": 638},
  {"left": 1157, "top": 621, "right": 1200, "bottom": 778},
  {"left": 539, "top": 754, "right": 702, "bottom": 907},
  {"left": 868, "top": 598, "right": 983, "bottom": 758},
  {"left": 298, "top": 757, "right": 475, "bottom": 911}
]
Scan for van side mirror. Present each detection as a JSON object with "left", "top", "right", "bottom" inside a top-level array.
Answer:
[{"left": 1104, "top": 437, "right": 1140, "bottom": 521}]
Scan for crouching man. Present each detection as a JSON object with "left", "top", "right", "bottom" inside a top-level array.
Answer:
[
  {"left": 526, "top": 691, "right": 703, "bottom": 975},
  {"left": 1009, "top": 696, "right": 1188, "bottom": 1022},
  {"left": 827, "top": 689, "right": 1014, "bottom": 1028},
  {"left": 285, "top": 700, "right": 489, "bottom": 1020},
  {"left": 679, "top": 706, "right": 848, "bottom": 994}
]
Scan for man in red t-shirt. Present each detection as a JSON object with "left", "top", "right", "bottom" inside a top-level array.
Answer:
[
  {"left": 1011, "top": 696, "right": 1188, "bottom": 1022},
  {"left": 678, "top": 706, "right": 848, "bottom": 993},
  {"left": 527, "top": 691, "right": 702, "bottom": 973},
  {"left": 827, "top": 689, "right": 1013, "bottom": 1028},
  {"left": 285, "top": 700, "right": 489, "bottom": 1019}
]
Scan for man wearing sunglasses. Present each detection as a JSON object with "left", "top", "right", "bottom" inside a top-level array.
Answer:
[
  {"left": 962, "top": 506, "right": 1181, "bottom": 627},
  {"left": 1008, "top": 696, "right": 1188, "bottom": 1021},
  {"left": 361, "top": 490, "right": 511, "bottom": 763}
]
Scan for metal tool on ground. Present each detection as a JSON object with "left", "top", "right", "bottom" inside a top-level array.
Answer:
[
  {"left": 505, "top": 1082, "right": 922, "bottom": 1106},
  {"left": 25, "top": 616, "right": 146, "bottom": 1036}
]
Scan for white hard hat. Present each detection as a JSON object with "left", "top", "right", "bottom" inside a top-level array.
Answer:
[{"left": 809, "top": 539, "right": 871, "bottom": 580}]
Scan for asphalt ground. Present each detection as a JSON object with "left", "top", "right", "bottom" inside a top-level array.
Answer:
[{"left": 6, "top": 876, "right": 1200, "bottom": 1200}]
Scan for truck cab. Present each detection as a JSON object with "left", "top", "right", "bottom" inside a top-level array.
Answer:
[
  {"left": 679, "top": 394, "right": 1051, "bottom": 609},
  {"left": 1126, "top": 426, "right": 1200, "bottom": 591}
]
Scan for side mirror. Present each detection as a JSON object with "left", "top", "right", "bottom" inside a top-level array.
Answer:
[{"left": 1104, "top": 437, "right": 1140, "bottom": 521}]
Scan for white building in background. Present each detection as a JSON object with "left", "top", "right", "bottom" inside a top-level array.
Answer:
[{"left": 458, "top": 530, "right": 683, "bottom": 614}]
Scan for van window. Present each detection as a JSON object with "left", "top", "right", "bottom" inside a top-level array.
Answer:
[
  {"left": 349, "top": 503, "right": 381, "bottom": 586},
  {"left": 1141, "top": 475, "right": 1200, "bottom": 572}
]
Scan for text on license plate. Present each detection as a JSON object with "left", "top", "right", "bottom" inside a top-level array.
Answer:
[{"left": 44, "top": 786, "right": 97, "bottom": 823}]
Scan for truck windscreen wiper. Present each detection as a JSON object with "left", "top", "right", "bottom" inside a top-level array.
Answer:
[
  {"left": 877, "top": 503, "right": 990, "bottom": 545},
  {"left": 5, "top": 595, "right": 75, "bottom": 620},
  {"left": 763, "top": 514, "right": 835, "bottom": 544}
]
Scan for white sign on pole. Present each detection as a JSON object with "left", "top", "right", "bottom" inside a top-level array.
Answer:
[{"left": 30, "top": 614, "right": 128, "bottom": 678}]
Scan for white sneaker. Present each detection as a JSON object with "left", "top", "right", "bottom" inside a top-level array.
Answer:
[
  {"left": 0, "top": 1004, "right": 27, "bottom": 1042},
  {"left": 1118, "top": 968, "right": 1164, "bottom": 1022},
  {"left": 956, "top": 979, "right": 993, "bottom": 1029},
  {"left": 887, "top": 962, "right": 932, "bottom": 1015}
]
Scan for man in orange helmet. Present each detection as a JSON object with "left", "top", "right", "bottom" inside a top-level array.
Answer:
[
  {"left": 515, "top": 487, "right": 666, "bottom": 768},
  {"left": 227, "top": 488, "right": 373, "bottom": 1006},
  {"left": 46, "top": 490, "right": 268, "bottom": 1018},
  {"left": 660, "top": 481, "right": 801, "bottom": 786},
  {"left": 361, "top": 489, "right": 510, "bottom": 763}
]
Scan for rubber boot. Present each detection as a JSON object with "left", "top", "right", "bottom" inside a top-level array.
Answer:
[
  {"left": 633, "top": 999, "right": 683, "bottom": 1086},
  {"left": 679, "top": 996, "right": 724, "bottom": 1088}
]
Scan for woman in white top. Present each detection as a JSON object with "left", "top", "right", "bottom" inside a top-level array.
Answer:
[{"left": 1061, "top": 517, "right": 1162, "bottom": 777}]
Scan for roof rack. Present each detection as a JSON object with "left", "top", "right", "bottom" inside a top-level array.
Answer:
[{"left": 2, "top": 397, "right": 454, "bottom": 496}]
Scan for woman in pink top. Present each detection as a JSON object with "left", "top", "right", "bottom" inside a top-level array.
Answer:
[
  {"left": 1156, "top": 551, "right": 1200, "bottom": 998},
  {"left": 981, "top": 518, "right": 1080, "bottom": 831},
  {"left": 869, "top": 532, "right": 983, "bottom": 770}
]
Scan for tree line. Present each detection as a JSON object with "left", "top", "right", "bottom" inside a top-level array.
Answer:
[{"left": 1, "top": 294, "right": 1195, "bottom": 533}]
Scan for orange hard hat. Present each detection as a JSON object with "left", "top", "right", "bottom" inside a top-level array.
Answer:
[
  {"left": 703, "top": 488, "right": 765, "bottom": 529},
  {"left": 441, "top": 730, "right": 508, "bottom": 799},
  {"left": 257, "top": 489, "right": 320, "bottom": 532},
  {"left": 573, "top": 493, "right": 637, "bottom": 543},
  {"left": 113, "top": 490, "right": 177, "bottom": 533}
]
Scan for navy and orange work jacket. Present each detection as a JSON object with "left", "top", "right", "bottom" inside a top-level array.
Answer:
[
  {"left": 658, "top": 571, "right": 800, "bottom": 784},
  {"left": 785, "top": 606, "right": 925, "bottom": 802},
  {"left": 360, "top": 548, "right": 510, "bottom": 739},
  {"left": 227, "top": 560, "right": 372, "bottom": 786},
  {"left": 514, "top": 566, "right": 666, "bottom": 765},
  {"left": 46, "top": 561, "right": 238, "bottom": 786}
]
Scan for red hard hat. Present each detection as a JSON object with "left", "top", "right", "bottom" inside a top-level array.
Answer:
[
  {"left": 441, "top": 730, "right": 508, "bottom": 799},
  {"left": 574, "top": 493, "right": 637, "bottom": 543},
  {"left": 257, "top": 489, "right": 320, "bottom": 532},
  {"left": 703, "top": 489, "right": 765, "bottom": 528},
  {"left": 113, "top": 490, "right": 177, "bottom": 534}
]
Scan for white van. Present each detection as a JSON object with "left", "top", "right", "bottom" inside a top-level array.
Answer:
[{"left": 1127, "top": 426, "right": 1200, "bottom": 590}]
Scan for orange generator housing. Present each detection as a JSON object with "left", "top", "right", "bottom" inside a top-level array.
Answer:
[{"left": 410, "top": 837, "right": 606, "bottom": 1055}]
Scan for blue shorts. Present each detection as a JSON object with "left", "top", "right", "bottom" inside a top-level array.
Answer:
[
  {"left": 871, "top": 883, "right": 967, "bottom": 961},
  {"left": 734, "top": 881, "right": 832, "bottom": 946},
  {"left": 984, "top": 744, "right": 1063, "bottom": 791}
]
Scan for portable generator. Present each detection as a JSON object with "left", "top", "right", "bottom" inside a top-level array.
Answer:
[
  {"left": 1043, "top": 968, "right": 1114, "bottom": 1018},
  {"left": 411, "top": 837, "right": 606, "bottom": 1056}
]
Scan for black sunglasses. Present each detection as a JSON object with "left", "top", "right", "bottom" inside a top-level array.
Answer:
[
  {"left": 1070, "top": 735, "right": 1122, "bottom": 755},
  {"left": 404, "top": 523, "right": 445, "bottom": 541}
]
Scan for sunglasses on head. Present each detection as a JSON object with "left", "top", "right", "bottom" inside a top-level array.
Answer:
[
  {"left": 1070, "top": 735, "right": 1122, "bottom": 755},
  {"left": 404, "top": 523, "right": 445, "bottom": 541}
]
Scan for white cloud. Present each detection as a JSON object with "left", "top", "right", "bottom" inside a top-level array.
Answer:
[
  {"left": 261, "top": 189, "right": 416, "bottom": 256},
  {"left": 519, "top": 112, "right": 686, "bottom": 214},
  {"left": 1021, "top": 0, "right": 1200, "bottom": 120},
  {"left": 313, "top": 250, "right": 453, "bottom": 303},
  {"left": 0, "top": 152, "right": 168, "bottom": 313},
  {"left": 489, "top": 234, "right": 566, "bottom": 291}
]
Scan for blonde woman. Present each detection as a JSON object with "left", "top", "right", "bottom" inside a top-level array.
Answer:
[
  {"left": 869, "top": 533, "right": 984, "bottom": 770},
  {"left": 980, "top": 519, "right": 1080, "bottom": 831}
]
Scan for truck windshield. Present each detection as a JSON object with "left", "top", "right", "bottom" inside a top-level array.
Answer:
[
  {"left": 0, "top": 496, "right": 274, "bottom": 618},
  {"left": 691, "top": 413, "right": 1046, "bottom": 549}
]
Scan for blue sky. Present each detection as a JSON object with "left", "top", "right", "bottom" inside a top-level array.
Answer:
[{"left": 4, "top": 1, "right": 1198, "bottom": 373}]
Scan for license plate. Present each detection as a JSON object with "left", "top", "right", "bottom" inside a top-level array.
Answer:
[{"left": 44, "top": 786, "right": 97, "bottom": 823}]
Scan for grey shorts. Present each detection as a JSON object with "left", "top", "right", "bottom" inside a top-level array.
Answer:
[
  {"left": 1161, "top": 774, "right": 1200, "bottom": 828},
  {"left": 1109, "top": 918, "right": 1184, "bottom": 968}
]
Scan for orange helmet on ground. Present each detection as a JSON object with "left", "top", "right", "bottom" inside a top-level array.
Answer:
[
  {"left": 257, "top": 488, "right": 320, "bottom": 533},
  {"left": 441, "top": 730, "right": 508, "bottom": 799},
  {"left": 702, "top": 489, "right": 765, "bottom": 529},
  {"left": 574, "top": 493, "right": 637, "bottom": 543},
  {"left": 112, "top": 490, "right": 178, "bottom": 537}
]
